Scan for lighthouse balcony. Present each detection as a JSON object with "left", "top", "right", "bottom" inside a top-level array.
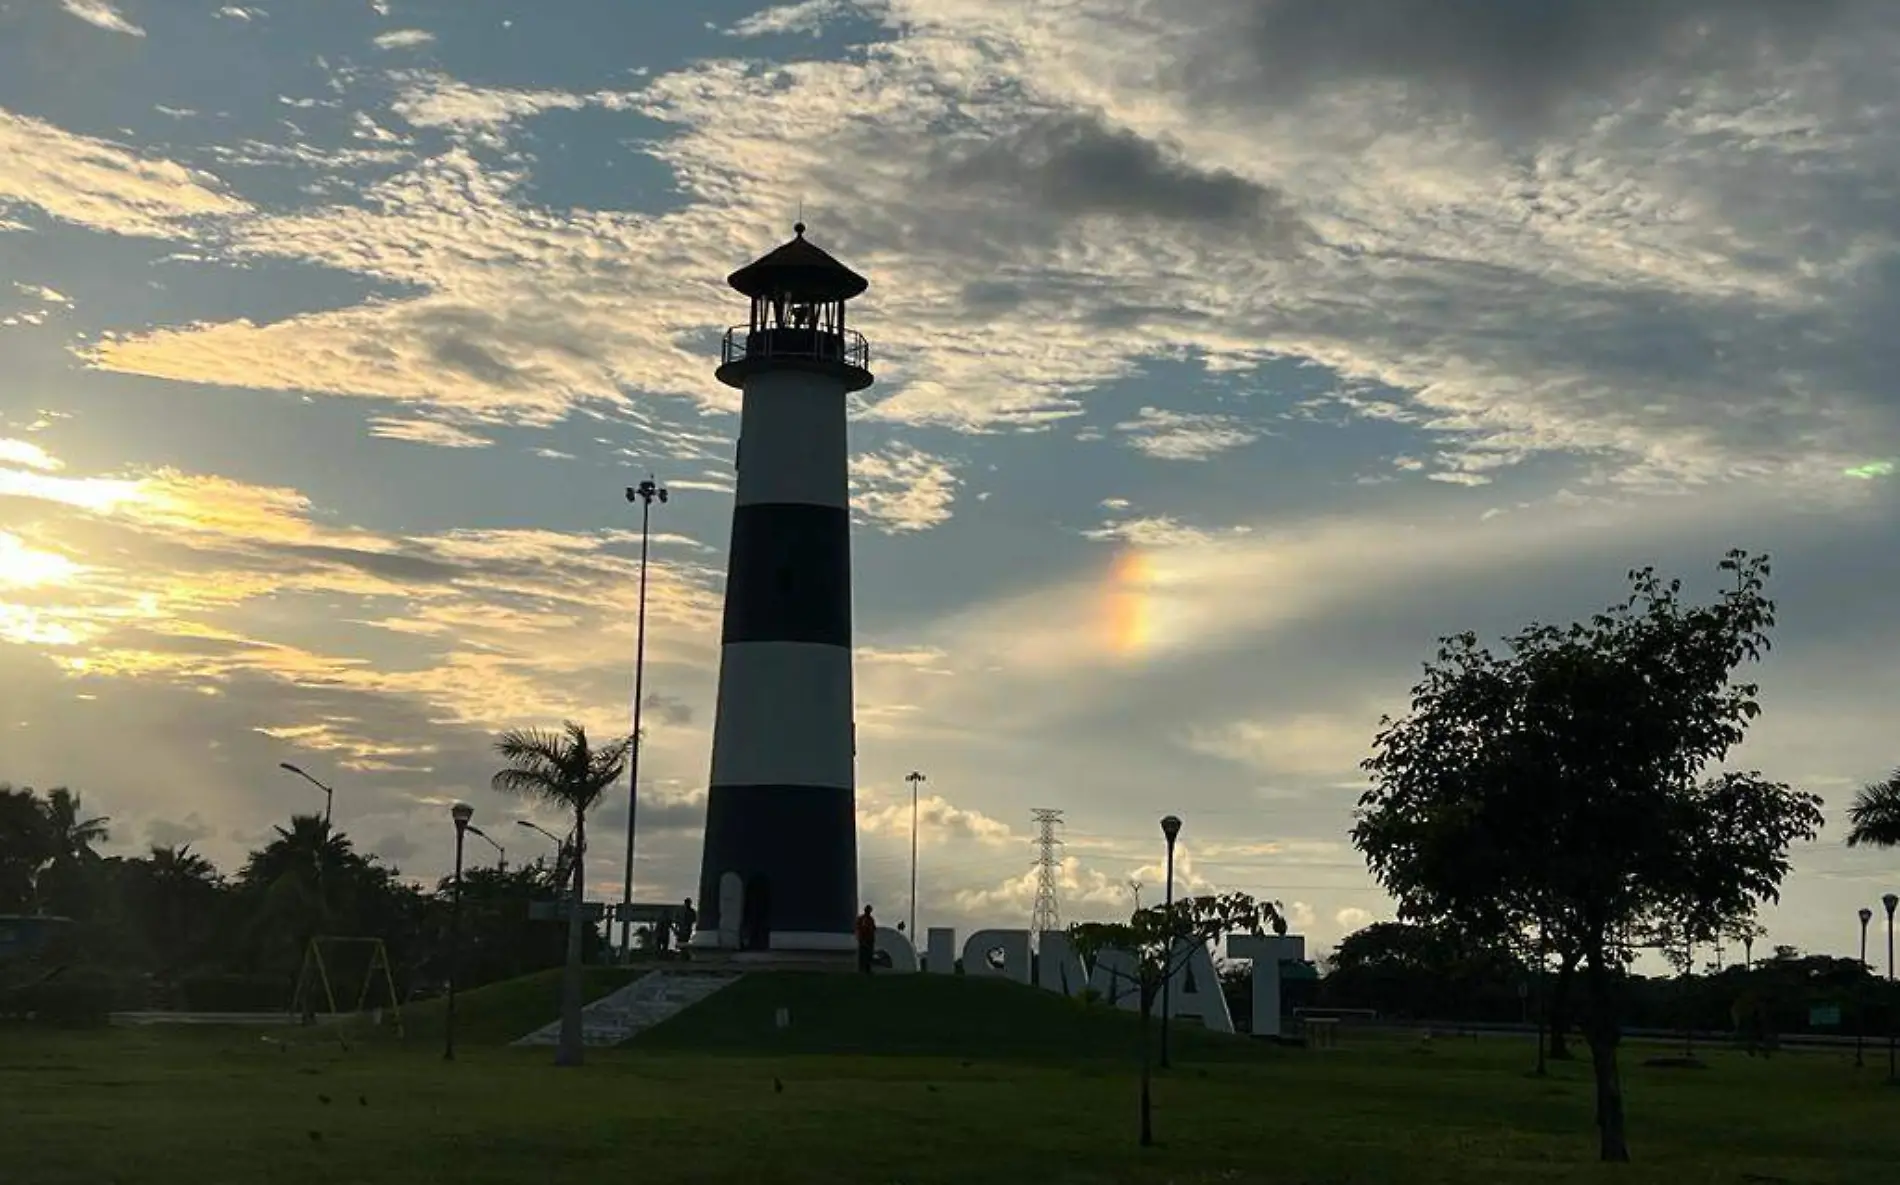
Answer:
[
  {"left": 723, "top": 325, "right": 869, "bottom": 369},
  {"left": 717, "top": 325, "right": 873, "bottom": 392}
]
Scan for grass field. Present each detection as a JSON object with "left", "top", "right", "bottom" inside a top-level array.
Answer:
[
  {"left": 7, "top": 1033, "right": 1895, "bottom": 1183},
  {"left": 7, "top": 974, "right": 1899, "bottom": 1184}
]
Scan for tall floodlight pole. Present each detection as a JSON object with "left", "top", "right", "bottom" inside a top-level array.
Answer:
[
  {"left": 618, "top": 476, "right": 669, "bottom": 962},
  {"left": 445, "top": 802, "right": 474, "bottom": 1062},
  {"left": 1159, "top": 814, "right": 1182, "bottom": 1071},
  {"left": 906, "top": 771, "right": 926, "bottom": 940},
  {"left": 279, "top": 762, "right": 335, "bottom": 828},
  {"left": 1885, "top": 893, "right": 1898, "bottom": 1083},
  {"left": 1858, "top": 907, "right": 1874, "bottom": 1069}
]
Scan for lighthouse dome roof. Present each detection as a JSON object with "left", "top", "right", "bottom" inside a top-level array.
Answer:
[{"left": 727, "top": 223, "right": 869, "bottom": 301}]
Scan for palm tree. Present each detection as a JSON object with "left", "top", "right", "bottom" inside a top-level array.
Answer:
[
  {"left": 36, "top": 788, "right": 110, "bottom": 917},
  {"left": 1845, "top": 771, "right": 1900, "bottom": 849},
  {"left": 491, "top": 721, "right": 630, "bottom": 1067},
  {"left": 142, "top": 845, "right": 223, "bottom": 984},
  {"left": 237, "top": 815, "right": 359, "bottom": 996}
]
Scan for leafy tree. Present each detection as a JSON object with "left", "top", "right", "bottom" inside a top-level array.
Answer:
[
  {"left": 1070, "top": 892, "right": 1282, "bottom": 1147},
  {"left": 1845, "top": 770, "right": 1900, "bottom": 849},
  {"left": 491, "top": 721, "right": 630, "bottom": 1068},
  {"left": 0, "top": 786, "right": 53, "bottom": 912},
  {"left": 1352, "top": 551, "right": 1824, "bottom": 1162},
  {"left": 1325, "top": 921, "right": 1523, "bottom": 1021}
]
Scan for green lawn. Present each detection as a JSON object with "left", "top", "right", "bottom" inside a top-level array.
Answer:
[{"left": 5, "top": 1018, "right": 1897, "bottom": 1184}]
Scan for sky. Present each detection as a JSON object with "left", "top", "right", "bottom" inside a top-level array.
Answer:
[{"left": 2, "top": 0, "right": 1898, "bottom": 965}]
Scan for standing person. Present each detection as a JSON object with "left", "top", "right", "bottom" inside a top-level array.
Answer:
[
  {"left": 854, "top": 905, "right": 878, "bottom": 975},
  {"left": 675, "top": 898, "right": 697, "bottom": 961}
]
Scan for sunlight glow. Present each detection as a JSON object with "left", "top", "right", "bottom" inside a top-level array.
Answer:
[
  {"left": 1104, "top": 549, "right": 1155, "bottom": 656},
  {"left": 0, "top": 439, "right": 63, "bottom": 471},
  {"left": 0, "top": 532, "right": 80, "bottom": 587},
  {"left": 0, "top": 466, "right": 147, "bottom": 512}
]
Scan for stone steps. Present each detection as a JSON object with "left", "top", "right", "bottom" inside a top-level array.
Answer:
[{"left": 511, "top": 970, "right": 741, "bottom": 1048}]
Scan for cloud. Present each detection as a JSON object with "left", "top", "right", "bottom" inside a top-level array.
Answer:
[
  {"left": 373, "top": 833, "right": 419, "bottom": 862},
  {"left": 1116, "top": 407, "right": 1259, "bottom": 460},
  {"left": 0, "top": 442, "right": 728, "bottom": 732},
  {"left": 367, "top": 417, "right": 495, "bottom": 449},
  {"left": 60, "top": 0, "right": 145, "bottom": 37},
  {"left": 925, "top": 108, "right": 1309, "bottom": 238},
  {"left": 146, "top": 813, "right": 216, "bottom": 850},
  {"left": 1184, "top": 712, "right": 1380, "bottom": 782},
  {"left": 729, "top": 0, "right": 849, "bottom": 38},
  {"left": 1334, "top": 906, "right": 1375, "bottom": 934},
  {"left": 374, "top": 30, "right": 436, "bottom": 50},
  {"left": 850, "top": 447, "right": 960, "bottom": 533},
  {"left": 0, "top": 440, "right": 63, "bottom": 472},
  {"left": 0, "top": 111, "right": 249, "bottom": 238},
  {"left": 858, "top": 792, "right": 1016, "bottom": 848},
  {"left": 1169, "top": 0, "right": 1858, "bottom": 136},
  {"left": 641, "top": 691, "right": 693, "bottom": 727}
]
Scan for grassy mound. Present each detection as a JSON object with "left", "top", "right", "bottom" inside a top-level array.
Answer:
[
  {"left": 396, "top": 967, "right": 639, "bottom": 1046},
  {"left": 633, "top": 970, "right": 1259, "bottom": 1060}
]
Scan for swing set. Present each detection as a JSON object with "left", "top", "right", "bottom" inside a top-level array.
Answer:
[{"left": 290, "top": 936, "right": 404, "bottom": 1036}]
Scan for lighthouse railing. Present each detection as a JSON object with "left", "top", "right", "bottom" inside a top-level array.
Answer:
[{"left": 722, "top": 325, "right": 870, "bottom": 372}]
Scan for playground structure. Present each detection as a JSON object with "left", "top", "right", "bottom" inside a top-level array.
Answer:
[{"left": 290, "top": 936, "right": 404, "bottom": 1034}]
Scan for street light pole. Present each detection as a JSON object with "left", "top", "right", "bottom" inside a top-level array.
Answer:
[
  {"left": 446, "top": 802, "right": 474, "bottom": 1062},
  {"left": 1858, "top": 907, "right": 1874, "bottom": 1069},
  {"left": 1885, "top": 893, "right": 1898, "bottom": 1084},
  {"left": 517, "top": 819, "right": 563, "bottom": 866},
  {"left": 1159, "top": 814, "right": 1181, "bottom": 1071},
  {"left": 470, "top": 825, "right": 505, "bottom": 873},
  {"left": 618, "top": 476, "right": 668, "bottom": 963},
  {"left": 278, "top": 762, "right": 335, "bottom": 828},
  {"left": 906, "top": 771, "right": 926, "bottom": 941}
]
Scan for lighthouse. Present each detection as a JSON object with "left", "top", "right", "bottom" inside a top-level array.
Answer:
[{"left": 692, "top": 223, "right": 872, "bottom": 955}]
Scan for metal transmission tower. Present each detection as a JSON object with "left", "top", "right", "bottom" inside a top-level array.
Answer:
[{"left": 1029, "top": 809, "right": 1065, "bottom": 944}]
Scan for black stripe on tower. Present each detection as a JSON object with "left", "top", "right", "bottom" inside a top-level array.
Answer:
[
  {"left": 722, "top": 502, "right": 852, "bottom": 646},
  {"left": 696, "top": 785, "right": 857, "bottom": 941}
]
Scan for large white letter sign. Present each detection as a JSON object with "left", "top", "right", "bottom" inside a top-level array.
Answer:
[
  {"left": 873, "top": 927, "right": 918, "bottom": 972},
  {"left": 1162, "top": 941, "right": 1235, "bottom": 1034},
  {"left": 924, "top": 927, "right": 957, "bottom": 974},
  {"left": 1226, "top": 933, "right": 1304, "bottom": 1038},
  {"left": 960, "top": 929, "right": 1031, "bottom": 983},
  {"left": 1035, "top": 930, "right": 1088, "bottom": 994}
]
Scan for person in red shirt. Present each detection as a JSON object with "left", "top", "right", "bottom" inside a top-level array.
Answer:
[{"left": 854, "top": 905, "right": 878, "bottom": 974}]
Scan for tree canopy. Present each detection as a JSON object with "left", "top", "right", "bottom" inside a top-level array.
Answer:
[{"left": 1351, "top": 550, "right": 1823, "bottom": 1162}]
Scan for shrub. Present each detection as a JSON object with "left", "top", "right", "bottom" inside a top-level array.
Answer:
[{"left": 17, "top": 966, "right": 120, "bottom": 1027}]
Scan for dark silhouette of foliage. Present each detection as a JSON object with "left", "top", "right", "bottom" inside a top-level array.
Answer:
[
  {"left": 1352, "top": 550, "right": 1823, "bottom": 1163},
  {"left": 1845, "top": 770, "right": 1900, "bottom": 849}
]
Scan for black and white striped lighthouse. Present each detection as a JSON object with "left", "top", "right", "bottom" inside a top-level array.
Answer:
[{"left": 692, "top": 224, "right": 872, "bottom": 955}]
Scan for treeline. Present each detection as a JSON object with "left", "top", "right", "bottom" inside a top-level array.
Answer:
[
  {"left": 0, "top": 784, "right": 599, "bottom": 1024},
  {"left": 1216, "top": 920, "right": 1899, "bottom": 1045}
]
